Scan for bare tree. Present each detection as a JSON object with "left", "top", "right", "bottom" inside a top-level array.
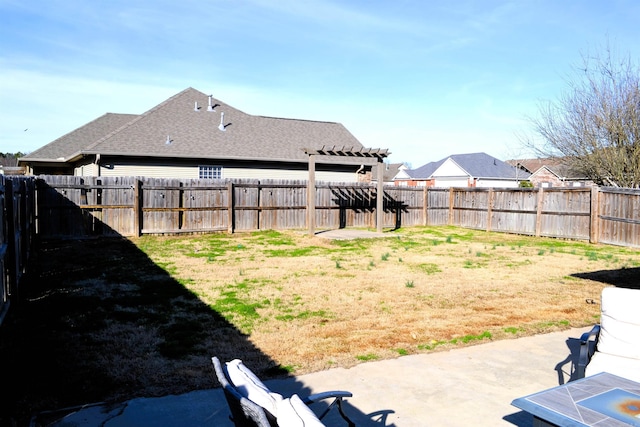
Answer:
[
  {"left": 0, "top": 153, "right": 23, "bottom": 167},
  {"left": 525, "top": 44, "right": 640, "bottom": 188}
]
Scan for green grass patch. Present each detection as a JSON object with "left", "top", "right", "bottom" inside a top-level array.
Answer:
[
  {"left": 264, "top": 247, "right": 319, "bottom": 257},
  {"left": 449, "top": 331, "right": 492, "bottom": 344},
  {"left": 356, "top": 353, "right": 379, "bottom": 361},
  {"left": 275, "top": 310, "right": 329, "bottom": 322},
  {"left": 412, "top": 262, "right": 441, "bottom": 275}
]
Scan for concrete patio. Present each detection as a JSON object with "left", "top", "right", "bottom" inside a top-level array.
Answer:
[{"left": 42, "top": 327, "right": 589, "bottom": 427}]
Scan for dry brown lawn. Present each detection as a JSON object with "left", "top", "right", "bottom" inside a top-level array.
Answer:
[
  {"left": 2, "top": 226, "right": 639, "bottom": 423},
  {"left": 139, "top": 227, "right": 636, "bottom": 373}
]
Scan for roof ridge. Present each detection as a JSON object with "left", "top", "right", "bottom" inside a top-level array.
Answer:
[{"left": 256, "top": 115, "right": 341, "bottom": 125}]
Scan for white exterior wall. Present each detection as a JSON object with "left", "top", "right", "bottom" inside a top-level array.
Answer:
[
  {"left": 433, "top": 178, "right": 468, "bottom": 188},
  {"left": 431, "top": 159, "right": 469, "bottom": 187},
  {"left": 476, "top": 179, "right": 519, "bottom": 188},
  {"left": 432, "top": 158, "right": 464, "bottom": 176}
]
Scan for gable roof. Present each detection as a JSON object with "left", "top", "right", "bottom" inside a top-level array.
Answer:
[
  {"left": 21, "top": 87, "right": 374, "bottom": 166},
  {"left": 401, "top": 152, "right": 530, "bottom": 180},
  {"left": 507, "top": 158, "right": 585, "bottom": 179},
  {"left": 24, "top": 113, "right": 138, "bottom": 161}
]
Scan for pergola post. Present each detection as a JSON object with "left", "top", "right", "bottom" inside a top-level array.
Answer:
[
  {"left": 307, "top": 153, "right": 316, "bottom": 236},
  {"left": 376, "top": 160, "right": 384, "bottom": 233}
]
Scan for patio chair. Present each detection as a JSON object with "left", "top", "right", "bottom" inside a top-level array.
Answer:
[
  {"left": 212, "top": 357, "right": 356, "bottom": 427},
  {"left": 576, "top": 287, "right": 640, "bottom": 382},
  {"left": 212, "top": 356, "right": 272, "bottom": 427}
]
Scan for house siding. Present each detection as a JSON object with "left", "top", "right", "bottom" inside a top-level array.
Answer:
[
  {"left": 433, "top": 178, "right": 468, "bottom": 188},
  {"left": 90, "top": 162, "right": 360, "bottom": 182},
  {"left": 476, "top": 179, "right": 520, "bottom": 188},
  {"left": 99, "top": 164, "right": 197, "bottom": 178},
  {"left": 75, "top": 163, "right": 99, "bottom": 176}
]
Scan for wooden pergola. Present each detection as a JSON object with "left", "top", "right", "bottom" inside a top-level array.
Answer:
[{"left": 305, "top": 145, "right": 391, "bottom": 235}]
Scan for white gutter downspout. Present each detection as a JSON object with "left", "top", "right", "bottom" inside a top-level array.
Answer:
[{"left": 94, "top": 154, "right": 101, "bottom": 177}]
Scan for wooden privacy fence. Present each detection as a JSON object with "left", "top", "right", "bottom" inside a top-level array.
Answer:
[
  {"left": 35, "top": 176, "right": 640, "bottom": 248},
  {"left": 35, "top": 176, "right": 422, "bottom": 237},
  {"left": 0, "top": 176, "right": 36, "bottom": 326}
]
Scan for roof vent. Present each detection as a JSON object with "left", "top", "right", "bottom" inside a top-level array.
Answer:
[
  {"left": 166, "top": 135, "right": 172, "bottom": 145},
  {"left": 208, "top": 95, "right": 215, "bottom": 112},
  {"left": 194, "top": 101, "right": 200, "bottom": 111},
  {"left": 218, "top": 112, "right": 226, "bottom": 131}
]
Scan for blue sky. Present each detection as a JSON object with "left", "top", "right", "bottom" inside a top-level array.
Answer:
[{"left": 1, "top": 0, "right": 639, "bottom": 167}]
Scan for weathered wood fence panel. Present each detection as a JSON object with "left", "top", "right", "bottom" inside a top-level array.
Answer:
[
  {"left": 318, "top": 182, "right": 376, "bottom": 229},
  {"left": 0, "top": 176, "right": 7, "bottom": 324},
  {"left": 234, "top": 180, "right": 260, "bottom": 231},
  {"left": 454, "top": 189, "right": 491, "bottom": 231},
  {"left": 490, "top": 189, "right": 538, "bottom": 235},
  {"left": 425, "top": 188, "right": 449, "bottom": 226},
  {"left": 538, "top": 188, "right": 592, "bottom": 240},
  {"left": 383, "top": 186, "right": 423, "bottom": 229},
  {"left": 259, "top": 180, "right": 307, "bottom": 231},
  {"left": 1, "top": 176, "right": 36, "bottom": 326},
  {"left": 598, "top": 188, "right": 640, "bottom": 247}
]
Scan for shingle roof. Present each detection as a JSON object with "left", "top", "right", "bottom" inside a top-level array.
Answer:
[
  {"left": 406, "top": 152, "right": 530, "bottom": 180},
  {"left": 507, "top": 158, "right": 583, "bottom": 179},
  {"left": 22, "top": 87, "right": 374, "bottom": 166},
  {"left": 22, "top": 113, "right": 138, "bottom": 161},
  {"left": 372, "top": 162, "right": 403, "bottom": 182}
]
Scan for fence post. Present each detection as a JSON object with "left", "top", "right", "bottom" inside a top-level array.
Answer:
[
  {"left": 423, "top": 185, "right": 428, "bottom": 226},
  {"left": 535, "top": 187, "right": 544, "bottom": 237},
  {"left": 590, "top": 187, "right": 599, "bottom": 244},
  {"left": 134, "top": 179, "right": 142, "bottom": 237},
  {"left": 227, "top": 181, "right": 234, "bottom": 234},
  {"left": 486, "top": 189, "right": 494, "bottom": 232},
  {"left": 448, "top": 188, "right": 454, "bottom": 225}
]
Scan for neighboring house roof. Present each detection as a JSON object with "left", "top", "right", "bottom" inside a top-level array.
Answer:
[
  {"left": 507, "top": 158, "right": 585, "bottom": 180},
  {"left": 398, "top": 152, "right": 529, "bottom": 180},
  {"left": 20, "top": 87, "right": 375, "bottom": 167},
  {"left": 372, "top": 162, "right": 404, "bottom": 182}
]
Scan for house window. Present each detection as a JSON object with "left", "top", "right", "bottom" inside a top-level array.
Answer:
[{"left": 199, "top": 166, "right": 222, "bottom": 179}]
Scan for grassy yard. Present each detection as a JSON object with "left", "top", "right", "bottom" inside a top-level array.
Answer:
[{"left": 2, "top": 226, "right": 639, "bottom": 423}]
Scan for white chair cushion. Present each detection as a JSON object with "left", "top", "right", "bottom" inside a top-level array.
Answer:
[
  {"left": 586, "top": 351, "right": 640, "bottom": 383},
  {"left": 225, "top": 359, "right": 283, "bottom": 417},
  {"left": 276, "top": 394, "right": 325, "bottom": 427},
  {"left": 597, "top": 287, "right": 640, "bottom": 359}
]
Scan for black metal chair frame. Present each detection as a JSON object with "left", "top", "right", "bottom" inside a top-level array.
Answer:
[
  {"left": 576, "top": 324, "right": 601, "bottom": 380},
  {"left": 213, "top": 356, "right": 272, "bottom": 427}
]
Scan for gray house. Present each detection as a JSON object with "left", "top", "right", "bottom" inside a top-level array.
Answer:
[
  {"left": 19, "top": 87, "right": 378, "bottom": 181},
  {"left": 394, "top": 152, "right": 530, "bottom": 188}
]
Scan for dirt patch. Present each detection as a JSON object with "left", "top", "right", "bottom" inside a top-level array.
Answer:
[{"left": 1, "top": 226, "right": 638, "bottom": 424}]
